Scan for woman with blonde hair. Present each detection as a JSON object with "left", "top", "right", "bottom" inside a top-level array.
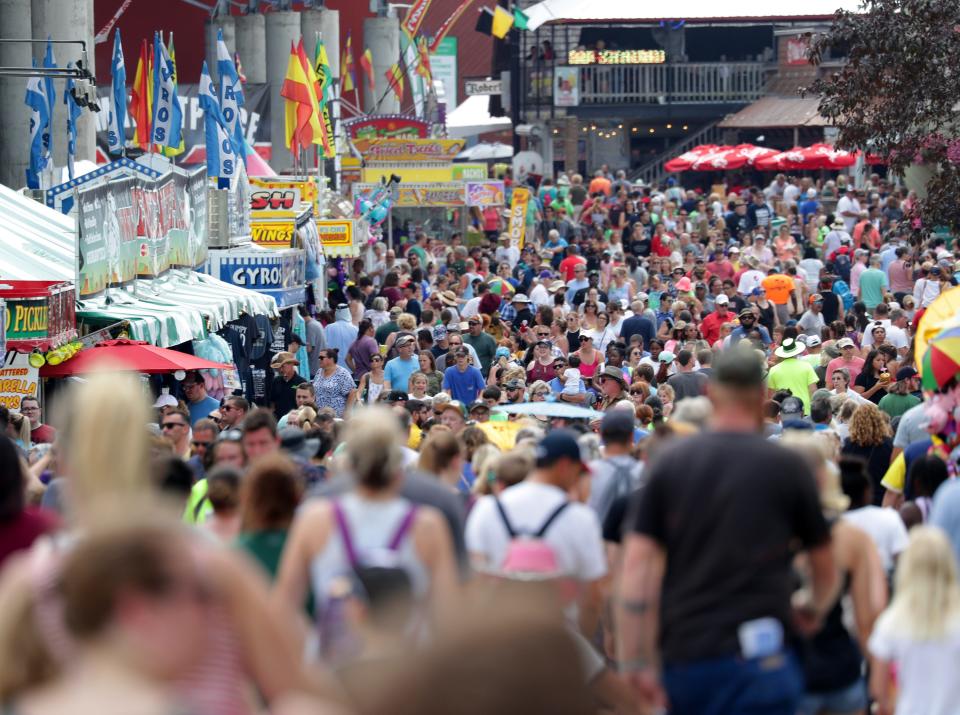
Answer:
[
  {"left": 274, "top": 407, "right": 458, "bottom": 661},
  {"left": 6, "top": 411, "right": 32, "bottom": 452},
  {"left": 384, "top": 312, "right": 418, "bottom": 353},
  {"left": 0, "top": 371, "right": 338, "bottom": 714},
  {"left": 0, "top": 516, "right": 211, "bottom": 715},
  {"left": 841, "top": 403, "right": 893, "bottom": 506},
  {"left": 869, "top": 527, "right": 960, "bottom": 715},
  {"left": 781, "top": 432, "right": 887, "bottom": 715}
]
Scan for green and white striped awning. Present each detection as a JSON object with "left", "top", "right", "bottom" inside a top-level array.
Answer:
[{"left": 78, "top": 271, "right": 278, "bottom": 347}]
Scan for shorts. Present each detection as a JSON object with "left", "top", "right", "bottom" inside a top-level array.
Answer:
[{"left": 798, "top": 678, "right": 868, "bottom": 715}]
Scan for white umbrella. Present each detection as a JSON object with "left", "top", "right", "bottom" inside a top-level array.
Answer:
[
  {"left": 446, "top": 94, "right": 512, "bottom": 138},
  {"left": 456, "top": 142, "right": 514, "bottom": 161}
]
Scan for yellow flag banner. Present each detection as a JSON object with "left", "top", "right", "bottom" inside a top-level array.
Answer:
[{"left": 508, "top": 187, "right": 530, "bottom": 250}]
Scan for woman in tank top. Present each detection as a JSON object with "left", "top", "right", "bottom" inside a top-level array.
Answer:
[{"left": 274, "top": 407, "right": 458, "bottom": 661}]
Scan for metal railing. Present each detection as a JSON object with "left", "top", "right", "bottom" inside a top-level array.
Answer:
[
  {"left": 629, "top": 120, "right": 725, "bottom": 186},
  {"left": 527, "top": 62, "right": 770, "bottom": 105}
]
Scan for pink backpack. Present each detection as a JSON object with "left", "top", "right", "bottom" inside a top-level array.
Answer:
[{"left": 494, "top": 499, "right": 570, "bottom": 578}]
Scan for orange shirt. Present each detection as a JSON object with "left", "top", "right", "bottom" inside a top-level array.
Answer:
[
  {"left": 588, "top": 176, "right": 611, "bottom": 196},
  {"left": 761, "top": 274, "right": 795, "bottom": 305}
]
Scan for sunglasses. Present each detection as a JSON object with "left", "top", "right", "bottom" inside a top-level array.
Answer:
[
  {"left": 191, "top": 440, "right": 212, "bottom": 448},
  {"left": 371, "top": 356, "right": 383, "bottom": 362},
  {"left": 162, "top": 422, "right": 186, "bottom": 430},
  {"left": 217, "top": 429, "right": 243, "bottom": 443}
]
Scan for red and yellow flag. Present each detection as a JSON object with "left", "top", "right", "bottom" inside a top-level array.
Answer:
[
  {"left": 385, "top": 63, "right": 404, "bottom": 101},
  {"left": 281, "top": 40, "right": 323, "bottom": 155},
  {"left": 129, "top": 38, "right": 152, "bottom": 150},
  {"left": 359, "top": 48, "right": 375, "bottom": 93},
  {"left": 415, "top": 35, "right": 433, "bottom": 83},
  {"left": 340, "top": 31, "right": 356, "bottom": 94},
  {"left": 296, "top": 38, "right": 333, "bottom": 157}
]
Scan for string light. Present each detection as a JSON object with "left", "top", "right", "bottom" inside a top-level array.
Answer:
[
  {"left": 590, "top": 124, "right": 597, "bottom": 130},
  {"left": 611, "top": 130, "right": 617, "bottom": 136},
  {"left": 617, "top": 123, "right": 623, "bottom": 129},
  {"left": 581, "top": 126, "right": 588, "bottom": 132},
  {"left": 631, "top": 127, "right": 638, "bottom": 133},
  {"left": 666, "top": 123, "right": 673, "bottom": 129},
  {"left": 682, "top": 125, "right": 689, "bottom": 130},
  {"left": 649, "top": 127, "right": 655, "bottom": 133}
]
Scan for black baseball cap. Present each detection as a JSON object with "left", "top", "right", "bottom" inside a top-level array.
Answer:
[
  {"left": 535, "top": 430, "right": 586, "bottom": 469},
  {"left": 383, "top": 390, "right": 409, "bottom": 403}
]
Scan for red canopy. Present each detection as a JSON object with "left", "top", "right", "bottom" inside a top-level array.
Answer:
[
  {"left": 664, "top": 144, "right": 719, "bottom": 173},
  {"left": 39, "top": 339, "right": 233, "bottom": 378},
  {"left": 732, "top": 144, "right": 779, "bottom": 165},
  {"left": 690, "top": 146, "right": 749, "bottom": 171}
]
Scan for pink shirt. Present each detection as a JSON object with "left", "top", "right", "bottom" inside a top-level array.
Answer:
[
  {"left": 826, "top": 356, "right": 865, "bottom": 385},
  {"left": 887, "top": 259, "right": 914, "bottom": 294}
]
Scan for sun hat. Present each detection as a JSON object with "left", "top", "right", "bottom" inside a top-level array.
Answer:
[
  {"left": 597, "top": 365, "right": 628, "bottom": 388},
  {"left": 831, "top": 218, "right": 845, "bottom": 229},
  {"left": 775, "top": 336, "right": 806, "bottom": 359},
  {"left": 270, "top": 351, "right": 300, "bottom": 369},
  {"left": 439, "top": 290, "right": 459, "bottom": 307},
  {"left": 512, "top": 293, "right": 531, "bottom": 304}
]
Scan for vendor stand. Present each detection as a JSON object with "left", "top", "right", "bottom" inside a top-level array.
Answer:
[
  {"left": 350, "top": 138, "right": 506, "bottom": 244},
  {"left": 0, "top": 280, "right": 77, "bottom": 411}
]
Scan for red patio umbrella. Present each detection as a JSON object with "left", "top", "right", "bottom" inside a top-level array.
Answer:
[
  {"left": 732, "top": 144, "right": 779, "bottom": 166},
  {"left": 690, "top": 146, "right": 749, "bottom": 171},
  {"left": 40, "top": 339, "right": 233, "bottom": 378},
  {"left": 664, "top": 144, "right": 719, "bottom": 173},
  {"left": 779, "top": 143, "right": 859, "bottom": 170}
]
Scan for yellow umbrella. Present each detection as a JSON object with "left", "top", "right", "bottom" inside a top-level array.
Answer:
[
  {"left": 477, "top": 420, "right": 523, "bottom": 451},
  {"left": 915, "top": 286, "right": 960, "bottom": 376}
]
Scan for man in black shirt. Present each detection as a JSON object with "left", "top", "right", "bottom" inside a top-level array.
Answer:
[
  {"left": 268, "top": 351, "right": 307, "bottom": 421},
  {"left": 818, "top": 275, "right": 844, "bottom": 324},
  {"left": 616, "top": 345, "right": 837, "bottom": 714}
]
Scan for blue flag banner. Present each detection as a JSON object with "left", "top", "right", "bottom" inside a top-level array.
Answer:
[
  {"left": 216, "top": 28, "right": 246, "bottom": 159},
  {"left": 199, "top": 60, "right": 236, "bottom": 186},
  {"left": 151, "top": 32, "right": 183, "bottom": 150},
  {"left": 25, "top": 66, "right": 50, "bottom": 189},
  {"left": 64, "top": 64, "right": 82, "bottom": 179},
  {"left": 108, "top": 28, "right": 127, "bottom": 156},
  {"left": 42, "top": 38, "right": 56, "bottom": 159}
]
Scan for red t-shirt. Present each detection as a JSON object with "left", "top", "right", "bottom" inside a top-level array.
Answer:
[
  {"left": 31, "top": 424, "right": 56, "bottom": 444},
  {"left": 559, "top": 255, "right": 587, "bottom": 282},
  {"left": 0, "top": 507, "right": 58, "bottom": 569}
]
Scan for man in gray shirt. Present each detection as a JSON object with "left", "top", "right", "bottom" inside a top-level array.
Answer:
[{"left": 300, "top": 305, "right": 326, "bottom": 378}]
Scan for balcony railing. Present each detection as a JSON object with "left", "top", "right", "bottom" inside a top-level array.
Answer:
[{"left": 526, "top": 62, "right": 770, "bottom": 106}]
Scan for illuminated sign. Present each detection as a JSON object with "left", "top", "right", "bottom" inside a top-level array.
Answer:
[{"left": 567, "top": 49, "right": 665, "bottom": 65}]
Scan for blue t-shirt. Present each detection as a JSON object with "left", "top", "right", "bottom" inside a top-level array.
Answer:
[
  {"left": 188, "top": 395, "right": 220, "bottom": 426},
  {"left": 442, "top": 365, "right": 486, "bottom": 404},
  {"left": 384, "top": 356, "right": 420, "bottom": 392}
]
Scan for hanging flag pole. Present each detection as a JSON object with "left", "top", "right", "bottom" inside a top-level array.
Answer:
[{"left": 107, "top": 28, "right": 127, "bottom": 157}]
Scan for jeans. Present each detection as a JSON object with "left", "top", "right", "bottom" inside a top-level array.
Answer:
[{"left": 663, "top": 650, "right": 803, "bottom": 715}]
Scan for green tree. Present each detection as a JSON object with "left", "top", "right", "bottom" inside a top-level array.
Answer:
[{"left": 808, "top": 0, "right": 960, "bottom": 230}]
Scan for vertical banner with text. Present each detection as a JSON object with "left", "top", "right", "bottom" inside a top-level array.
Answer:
[{"left": 508, "top": 187, "right": 530, "bottom": 250}]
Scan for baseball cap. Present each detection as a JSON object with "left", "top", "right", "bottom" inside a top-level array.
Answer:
[
  {"left": 383, "top": 390, "right": 410, "bottom": 403},
  {"left": 805, "top": 335, "right": 822, "bottom": 348},
  {"left": 441, "top": 400, "right": 466, "bottom": 418},
  {"left": 715, "top": 294, "right": 730, "bottom": 305},
  {"left": 535, "top": 429, "right": 586, "bottom": 469},
  {"left": 395, "top": 334, "right": 416, "bottom": 347},
  {"left": 780, "top": 396, "right": 804, "bottom": 417},
  {"left": 454, "top": 346, "right": 470, "bottom": 358},
  {"left": 153, "top": 392, "right": 178, "bottom": 409},
  {"left": 504, "top": 379, "right": 525, "bottom": 390},
  {"left": 837, "top": 337, "right": 855, "bottom": 349},
  {"left": 468, "top": 401, "right": 491, "bottom": 413},
  {"left": 495, "top": 346, "right": 511, "bottom": 359},
  {"left": 600, "top": 409, "right": 635, "bottom": 441},
  {"left": 896, "top": 366, "right": 918, "bottom": 381}
]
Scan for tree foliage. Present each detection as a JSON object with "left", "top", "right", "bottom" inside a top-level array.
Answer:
[{"left": 808, "top": 0, "right": 960, "bottom": 229}]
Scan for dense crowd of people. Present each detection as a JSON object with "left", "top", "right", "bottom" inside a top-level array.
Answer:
[{"left": 3, "top": 167, "right": 960, "bottom": 715}]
